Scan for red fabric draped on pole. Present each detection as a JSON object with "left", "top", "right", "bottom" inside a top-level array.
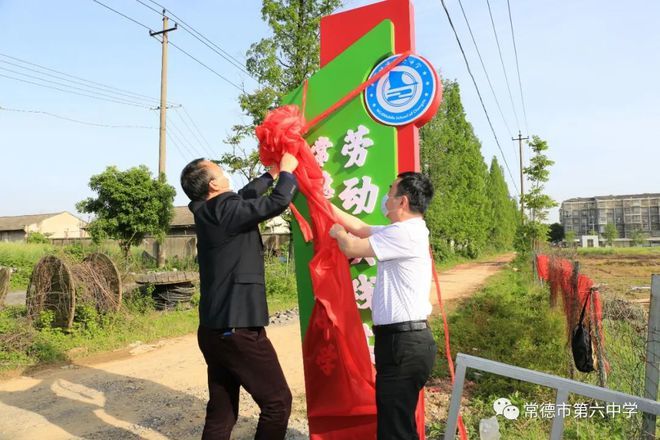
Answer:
[{"left": 256, "top": 105, "right": 378, "bottom": 437}]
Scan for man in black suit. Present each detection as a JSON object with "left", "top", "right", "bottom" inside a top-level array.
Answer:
[{"left": 180, "top": 153, "right": 299, "bottom": 440}]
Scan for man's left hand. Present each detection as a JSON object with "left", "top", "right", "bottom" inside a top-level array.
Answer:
[{"left": 329, "top": 223, "right": 345, "bottom": 238}]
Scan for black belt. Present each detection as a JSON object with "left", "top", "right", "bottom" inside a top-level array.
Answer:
[{"left": 372, "top": 320, "right": 428, "bottom": 336}]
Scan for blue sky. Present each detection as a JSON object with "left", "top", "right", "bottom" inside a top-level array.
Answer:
[{"left": 1, "top": 0, "right": 658, "bottom": 223}]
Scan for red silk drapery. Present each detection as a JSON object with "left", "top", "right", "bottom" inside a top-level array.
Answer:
[{"left": 256, "top": 105, "right": 378, "bottom": 437}]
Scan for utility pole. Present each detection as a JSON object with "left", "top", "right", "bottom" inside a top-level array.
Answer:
[
  {"left": 150, "top": 12, "right": 177, "bottom": 267},
  {"left": 513, "top": 130, "right": 529, "bottom": 222},
  {"left": 150, "top": 12, "right": 177, "bottom": 179}
]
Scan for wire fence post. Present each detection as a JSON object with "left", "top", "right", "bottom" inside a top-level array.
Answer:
[
  {"left": 642, "top": 274, "right": 660, "bottom": 439},
  {"left": 567, "top": 261, "right": 580, "bottom": 380},
  {"left": 589, "top": 287, "right": 607, "bottom": 388}
]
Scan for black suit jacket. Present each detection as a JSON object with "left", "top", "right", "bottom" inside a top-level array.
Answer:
[{"left": 189, "top": 172, "right": 298, "bottom": 329}]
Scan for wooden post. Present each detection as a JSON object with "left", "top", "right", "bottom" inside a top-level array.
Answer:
[
  {"left": 642, "top": 274, "right": 660, "bottom": 439},
  {"left": 149, "top": 13, "right": 177, "bottom": 268},
  {"left": 0, "top": 267, "right": 10, "bottom": 307},
  {"left": 568, "top": 261, "right": 580, "bottom": 380}
]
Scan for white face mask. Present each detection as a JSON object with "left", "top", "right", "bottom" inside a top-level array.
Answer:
[
  {"left": 222, "top": 169, "right": 234, "bottom": 191},
  {"left": 381, "top": 194, "right": 390, "bottom": 217}
]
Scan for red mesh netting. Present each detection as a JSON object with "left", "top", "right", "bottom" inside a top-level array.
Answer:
[{"left": 538, "top": 254, "right": 608, "bottom": 371}]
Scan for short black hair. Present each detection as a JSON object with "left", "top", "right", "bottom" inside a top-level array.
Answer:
[
  {"left": 180, "top": 158, "right": 212, "bottom": 201},
  {"left": 395, "top": 172, "right": 434, "bottom": 214}
]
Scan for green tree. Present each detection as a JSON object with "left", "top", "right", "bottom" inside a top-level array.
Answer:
[
  {"left": 221, "top": 0, "right": 341, "bottom": 179},
  {"left": 630, "top": 229, "right": 648, "bottom": 247},
  {"left": 564, "top": 230, "right": 576, "bottom": 248},
  {"left": 76, "top": 166, "right": 176, "bottom": 259},
  {"left": 421, "top": 80, "right": 490, "bottom": 259},
  {"left": 486, "top": 157, "right": 518, "bottom": 250},
  {"left": 603, "top": 223, "right": 618, "bottom": 246},
  {"left": 515, "top": 136, "right": 557, "bottom": 253},
  {"left": 548, "top": 222, "right": 564, "bottom": 243}
]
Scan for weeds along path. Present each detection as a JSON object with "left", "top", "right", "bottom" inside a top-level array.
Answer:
[{"left": 0, "top": 253, "right": 513, "bottom": 439}]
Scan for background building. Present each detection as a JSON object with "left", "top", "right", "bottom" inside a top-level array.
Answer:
[
  {"left": 560, "top": 193, "right": 660, "bottom": 239},
  {"left": 0, "top": 212, "right": 88, "bottom": 242}
]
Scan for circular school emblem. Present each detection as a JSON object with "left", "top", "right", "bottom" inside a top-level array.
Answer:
[{"left": 364, "top": 54, "right": 439, "bottom": 126}]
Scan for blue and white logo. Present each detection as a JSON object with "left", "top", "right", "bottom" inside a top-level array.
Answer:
[{"left": 365, "top": 54, "right": 437, "bottom": 126}]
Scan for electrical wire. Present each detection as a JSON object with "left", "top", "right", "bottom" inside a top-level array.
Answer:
[
  {"left": 0, "top": 105, "right": 157, "bottom": 129},
  {"left": 456, "top": 0, "right": 513, "bottom": 141},
  {"left": 167, "top": 115, "right": 205, "bottom": 157},
  {"left": 166, "top": 131, "right": 192, "bottom": 160},
  {"left": 485, "top": 0, "right": 520, "bottom": 129},
  {"left": 91, "top": 0, "right": 152, "bottom": 31},
  {"left": 173, "top": 107, "right": 215, "bottom": 157},
  {"left": 439, "top": 0, "right": 520, "bottom": 195},
  {"left": 0, "top": 65, "right": 152, "bottom": 108},
  {"left": 506, "top": 0, "right": 530, "bottom": 134},
  {"left": 180, "top": 105, "right": 214, "bottom": 153},
  {"left": 167, "top": 41, "right": 243, "bottom": 91},
  {"left": 140, "top": 0, "right": 251, "bottom": 76},
  {"left": 0, "top": 73, "right": 152, "bottom": 108},
  {"left": 0, "top": 52, "right": 164, "bottom": 104},
  {"left": 90, "top": 0, "right": 244, "bottom": 91}
]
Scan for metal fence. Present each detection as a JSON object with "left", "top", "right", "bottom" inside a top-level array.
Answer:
[{"left": 444, "top": 353, "right": 660, "bottom": 439}]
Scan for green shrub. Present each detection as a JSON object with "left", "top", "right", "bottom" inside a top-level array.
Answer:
[
  {"left": 26, "top": 232, "right": 50, "bottom": 244},
  {"left": 124, "top": 285, "right": 156, "bottom": 314}
]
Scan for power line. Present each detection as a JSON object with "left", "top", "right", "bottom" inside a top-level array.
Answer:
[
  {"left": 485, "top": 0, "right": 520, "bottom": 129},
  {"left": 167, "top": 115, "right": 205, "bottom": 157},
  {"left": 439, "top": 0, "right": 519, "bottom": 195},
  {"left": 0, "top": 65, "right": 153, "bottom": 108},
  {"left": 456, "top": 0, "right": 514, "bottom": 144},
  {"left": 166, "top": 131, "right": 192, "bottom": 160},
  {"left": 0, "top": 52, "right": 164, "bottom": 104},
  {"left": 91, "top": 0, "right": 244, "bottom": 91},
  {"left": 173, "top": 107, "right": 215, "bottom": 157},
  {"left": 134, "top": 0, "right": 162, "bottom": 15},
  {"left": 167, "top": 41, "right": 243, "bottom": 91},
  {"left": 180, "top": 106, "right": 214, "bottom": 153},
  {"left": 0, "top": 105, "right": 157, "bottom": 129},
  {"left": 91, "top": 0, "right": 152, "bottom": 31},
  {"left": 139, "top": 0, "right": 252, "bottom": 78},
  {"left": 0, "top": 73, "right": 152, "bottom": 108},
  {"left": 166, "top": 122, "right": 197, "bottom": 158},
  {"left": 506, "top": 0, "right": 530, "bottom": 134}
]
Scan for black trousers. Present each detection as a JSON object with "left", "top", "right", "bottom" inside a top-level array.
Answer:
[
  {"left": 374, "top": 328, "right": 437, "bottom": 440},
  {"left": 197, "top": 325, "right": 292, "bottom": 440}
]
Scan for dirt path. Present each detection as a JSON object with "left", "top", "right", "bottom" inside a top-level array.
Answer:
[
  {"left": 430, "top": 253, "right": 514, "bottom": 306},
  {"left": 0, "top": 254, "right": 513, "bottom": 440}
]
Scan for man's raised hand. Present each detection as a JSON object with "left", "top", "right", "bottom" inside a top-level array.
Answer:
[{"left": 279, "top": 152, "right": 299, "bottom": 173}]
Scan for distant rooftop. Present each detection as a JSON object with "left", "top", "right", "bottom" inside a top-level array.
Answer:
[
  {"left": 562, "top": 193, "right": 660, "bottom": 203},
  {"left": 0, "top": 212, "right": 72, "bottom": 231},
  {"left": 171, "top": 206, "right": 194, "bottom": 227}
]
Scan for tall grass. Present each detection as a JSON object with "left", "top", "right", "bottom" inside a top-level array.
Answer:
[{"left": 0, "top": 242, "right": 53, "bottom": 290}]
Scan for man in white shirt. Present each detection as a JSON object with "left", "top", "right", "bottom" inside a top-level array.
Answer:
[{"left": 329, "top": 172, "right": 437, "bottom": 440}]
